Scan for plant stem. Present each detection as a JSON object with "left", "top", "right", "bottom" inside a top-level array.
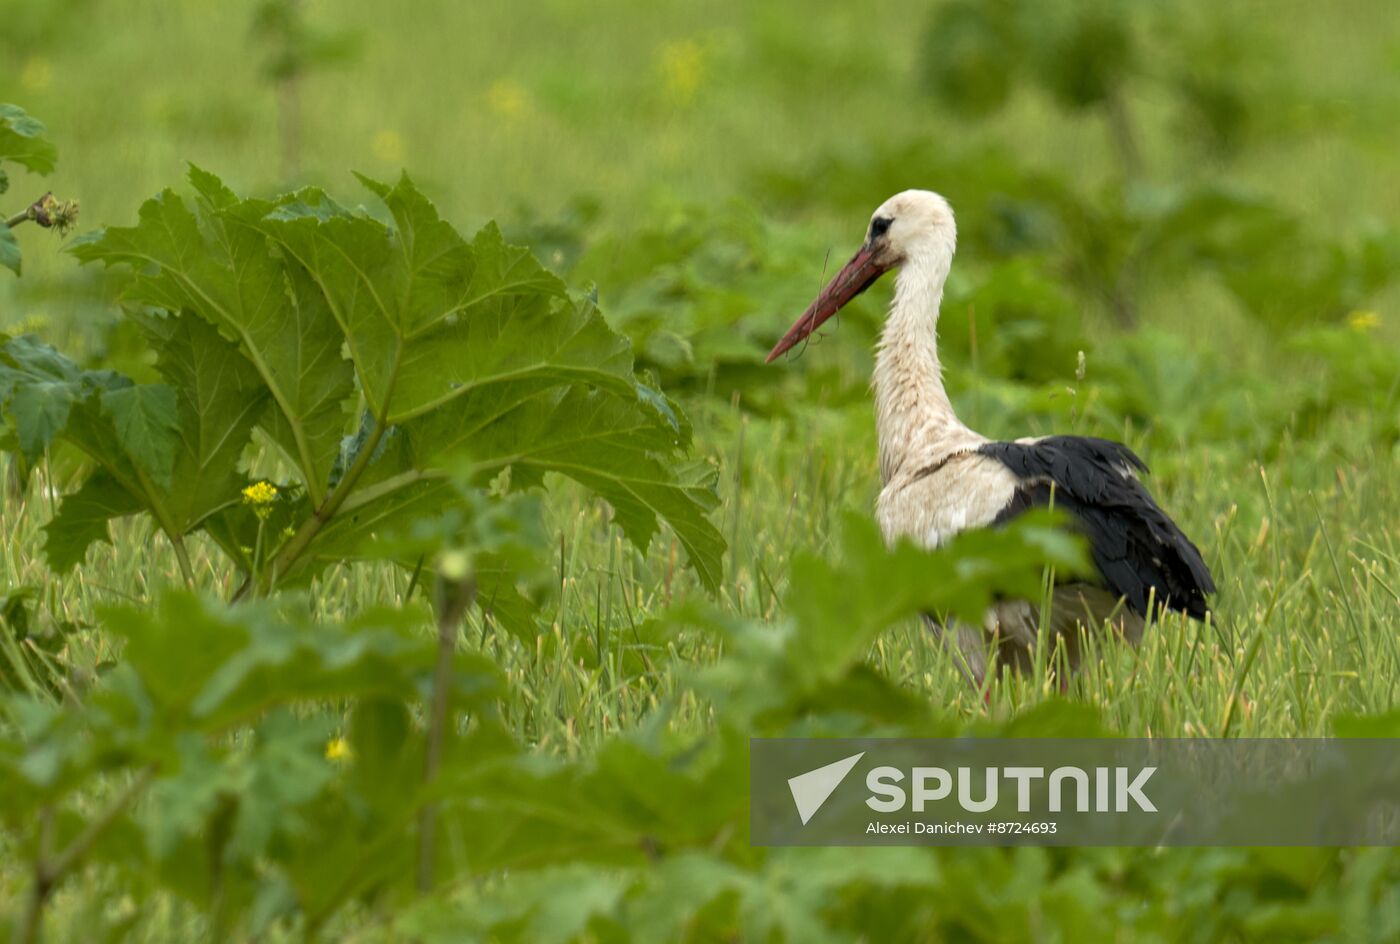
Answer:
[
  {"left": 170, "top": 535, "right": 197, "bottom": 589},
  {"left": 13, "top": 808, "right": 55, "bottom": 944},
  {"left": 417, "top": 569, "right": 476, "bottom": 892},
  {"left": 1104, "top": 85, "right": 1143, "bottom": 181},
  {"left": 1102, "top": 83, "right": 1145, "bottom": 328},
  {"left": 277, "top": 0, "right": 303, "bottom": 180},
  {"left": 13, "top": 767, "right": 155, "bottom": 944},
  {"left": 336, "top": 468, "right": 440, "bottom": 515},
  {"left": 131, "top": 468, "right": 197, "bottom": 589},
  {"left": 240, "top": 417, "right": 389, "bottom": 600},
  {"left": 5, "top": 192, "right": 66, "bottom": 230}
]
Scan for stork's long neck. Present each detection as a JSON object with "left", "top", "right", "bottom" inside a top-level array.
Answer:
[{"left": 872, "top": 245, "right": 970, "bottom": 484}]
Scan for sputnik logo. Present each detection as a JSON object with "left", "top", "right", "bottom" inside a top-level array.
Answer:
[{"left": 787, "top": 752, "right": 865, "bottom": 825}]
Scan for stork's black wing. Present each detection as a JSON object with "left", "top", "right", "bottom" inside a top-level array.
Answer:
[{"left": 979, "top": 436, "right": 1215, "bottom": 620}]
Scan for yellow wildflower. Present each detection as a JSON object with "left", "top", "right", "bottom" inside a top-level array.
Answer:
[
  {"left": 372, "top": 130, "right": 404, "bottom": 163},
  {"left": 21, "top": 58, "right": 52, "bottom": 92},
  {"left": 325, "top": 736, "right": 352, "bottom": 762},
  {"left": 1347, "top": 310, "right": 1380, "bottom": 332},
  {"left": 656, "top": 39, "right": 707, "bottom": 106},
  {"left": 9, "top": 314, "right": 49, "bottom": 335},
  {"left": 242, "top": 481, "right": 278, "bottom": 504},
  {"left": 486, "top": 79, "right": 530, "bottom": 119},
  {"left": 242, "top": 481, "right": 279, "bottom": 520}
]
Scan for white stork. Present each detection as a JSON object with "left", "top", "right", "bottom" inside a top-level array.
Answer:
[{"left": 767, "top": 190, "right": 1214, "bottom": 683}]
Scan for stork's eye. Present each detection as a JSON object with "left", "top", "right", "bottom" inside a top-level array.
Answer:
[{"left": 870, "top": 216, "right": 893, "bottom": 240}]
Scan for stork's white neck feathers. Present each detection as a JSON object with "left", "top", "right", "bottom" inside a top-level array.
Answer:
[
  {"left": 763, "top": 189, "right": 982, "bottom": 485},
  {"left": 873, "top": 241, "right": 979, "bottom": 484}
]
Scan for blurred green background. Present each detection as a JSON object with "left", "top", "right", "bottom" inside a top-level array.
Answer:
[{"left": 5, "top": 0, "right": 1400, "bottom": 345}]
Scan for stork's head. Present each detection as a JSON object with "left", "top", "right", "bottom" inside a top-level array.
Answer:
[{"left": 766, "top": 190, "right": 956, "bottom": 363}]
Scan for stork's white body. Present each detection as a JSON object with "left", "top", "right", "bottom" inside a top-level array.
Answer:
[
  {"left": 866, "top": 193, "right": 1074, "bottom": 679},
  {"left": 768, "top": 190, "right": 1213, "bottom": 684}
]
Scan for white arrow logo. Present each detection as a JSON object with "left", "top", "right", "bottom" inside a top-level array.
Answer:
[{"left": 787, "top": 752, "right": 865, "bottom": 825}]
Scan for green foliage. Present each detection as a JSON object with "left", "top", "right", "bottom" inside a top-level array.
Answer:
[
  {"left": 0, "top": 1, "right": 91, "bottom": 58},
  {"left": 250, "top": 0, "right": 361, "bottom": 83},
  {"left": 922, "top": 1, "right": 1136, "bottom": 113},
  {"left": 0, "top": 591, "right": 503, "bottom": 935},
  {"left": 761, "top": 135, "right": 1400, "bottom": 341},
  {"left": 1, "top": 103, "right": 60, "bottom": 276},
  {"left": 41, "top": 470, "right": 144, "bottom": 573},
  {"left": 0, "top": 508, "right": 1096, "bottom": 940},
  {"left": 516, "top": 192, "right": 1090, "bottom": 408},
  {"left": 689, "top": 512, "right": 1086, "bottom": 728},
  {"left": 0, "top": 586, "right": 87, "bottom": 698},
  {"left": 0, "top": 224, "right": 17, "bottom": 276},
  {"left": 7, "top": 168, "right": 726, "bottom": 606},
  {"left": 521, "top": 197, "right": 886, "bottom": 408},
  {"left": 0, "top": 104, "right": 57, "bottom": 187},
  {"left": 3, "top": 4, "right": 1399, "bottom": 940},
  {"left": 917, "top": 0, "right": 1019, "bottom": 118},
  {"left": 917, "top": 0, "right": 1258, "bottom": 160},
  {"left": 5, "top": 504, "right": 1376, "bottom": 941}
]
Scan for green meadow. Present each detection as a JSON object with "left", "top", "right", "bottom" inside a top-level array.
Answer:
[{"left": 2, "top": 0, "right": 1399, "bottom": 940}]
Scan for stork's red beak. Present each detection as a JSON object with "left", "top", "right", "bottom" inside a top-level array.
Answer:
[{"left": 766, "top": 243, "right": 890, "bottom": 363}]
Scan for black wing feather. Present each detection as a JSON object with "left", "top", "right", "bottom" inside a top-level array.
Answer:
[{"left": 980, "top": 436, "right": 1215, "bottom": 620}]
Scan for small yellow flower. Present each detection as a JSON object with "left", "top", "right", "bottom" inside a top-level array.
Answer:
[
  {"left": 325, "top": 736, "right": 352, "bottom": 762},
  {"left": 242, "top": 481, "right": 278, "bottom": 504},
  {"left": 21, "top": 58, "right": 52, "bottom": 92},
  {"left": 1347, "top": 310, "right": 1380, "bottom": 332},
  {"left": 372, "top": 129, "right": 404, "bottom": 163},
  {"left": 656, "top": 39, "right": 707, "bottom": 106},
  {"left": 486, "top": 79, "right": 530, "bottom": 119},
  {"left": 242, "top": 481, "right": 279, "bottom": 520},
  {"left": 9, "top": 314, "right": 49, "bottom": 335}
]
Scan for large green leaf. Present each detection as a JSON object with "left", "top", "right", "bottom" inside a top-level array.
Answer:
[
  {"left": 258, "top": 175, "right": 724, "bottom": 590},
  {"left": 0, "top": 334, "right": 84, "bottom": 461},
  {"left": 43, "top": 470, "right": 145, "bottom": 573},
  {"left": 70, "top": 167, "right": 355, "bottom": 502},
  {"left": 7, "top": 377, "right": 75, "bottom": 461},
  {"left": 0, "top": 104, "right": 58, "bottom": 178},
  {"left": 0, "top": 104, "right": 59, "bottom": 276},
  {"left": 0, "top": 337, "right": 172, "bottom": 527},
  {"left": 0, "top": 225, "right": 19, "bottom": 275},
  {"left": 264, "top": 262, "right": 356, "bottom": 498},
  {"left": 0, "top": 322, "right": 267, "bottom": 549},
  {"left": 70, "top": 170, "right": 724, "bottom": 593},
  {"left": 259, "top": 174, "right": 635, "bottom": 424},
  {"left": 143, "top": 313, "right": 270, "bottom": 532},
  {"left": 453, "top": 386, "right": 724, "bottom": 591},
  {"left": 310, "top": 383, "right": 725, "bottom": 594},
  {"left": 99, "top": 384, "right": 179, "bottom": 489},
  {"left": 98, "top": 591, "right": 501, "bottom": 729}
]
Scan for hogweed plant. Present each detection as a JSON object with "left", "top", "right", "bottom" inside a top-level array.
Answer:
[{"left": 0, "top": 167, "right": 725, "bottom": 622}]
